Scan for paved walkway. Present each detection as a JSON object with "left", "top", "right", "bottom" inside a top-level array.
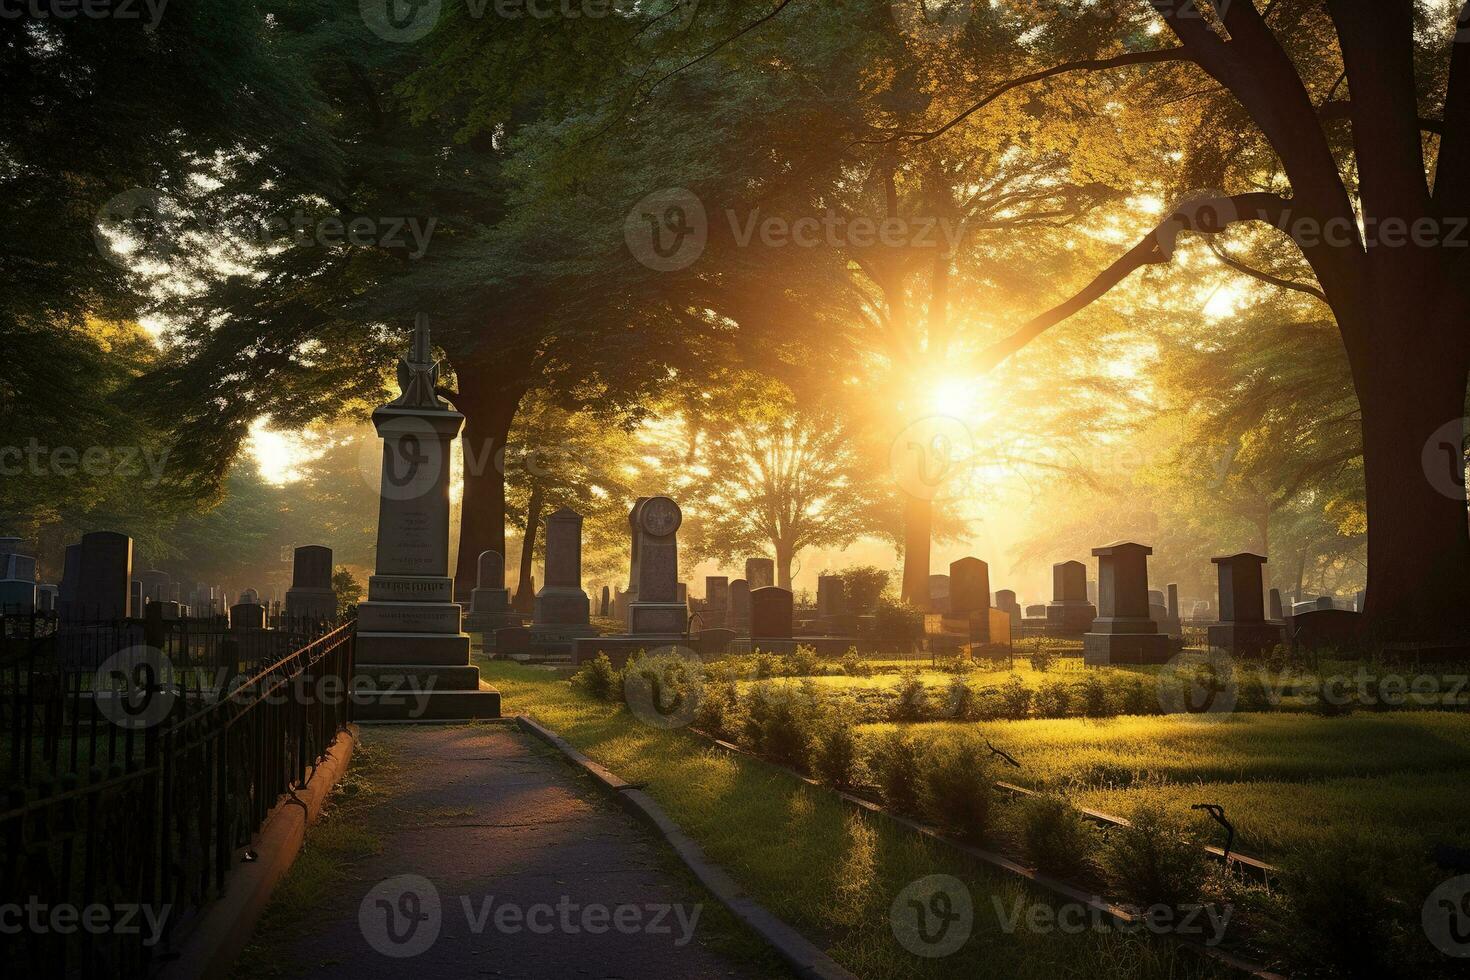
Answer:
[{"left": 260, "top": 724, "right": 774, "bottom": 979}]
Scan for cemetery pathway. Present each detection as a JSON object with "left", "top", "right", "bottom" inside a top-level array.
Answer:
[{"left": 244, "top": 723, "right": 781, "bottom": 979}]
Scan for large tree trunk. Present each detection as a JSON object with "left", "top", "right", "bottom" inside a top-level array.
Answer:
[
  {"left": 901, "top": 495, "right": 932, "bottom": 610},
  {"left": 1350, "top": 313, "right": 1470, "bottom": 640},
  {"left": 453, "top": 383, "right": 524, "bottom": 601},
  {"left": 774, "top": 538, "right": 794, "bottom": 591},
  {"left": 514, "top": 486, "right": 544, "bottom": 614}
]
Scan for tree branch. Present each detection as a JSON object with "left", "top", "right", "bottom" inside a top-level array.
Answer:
[
  {"left": 973, "top": 192, "right": 1292, "bottom": 373},
  {"left": 864, "top": 48, "right": 1193, "bottom": 145},
  {"left": 1204, "top": 237, "right": 1328, "bottom": 302},
  {"left": 1318, "top": 99, "right": 1443, "bottom": 135}
]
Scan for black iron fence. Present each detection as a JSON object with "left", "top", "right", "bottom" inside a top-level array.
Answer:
[{"left": 1, "top": 621, "right": 355, "bottom": 977}]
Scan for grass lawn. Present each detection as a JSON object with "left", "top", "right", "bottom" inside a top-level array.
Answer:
[
  {"left": 479, "top": 659, "right": 1232, "bottom": 980},
  {"left": 856, "top": 713, "right": 1470, "bottom": 861}
]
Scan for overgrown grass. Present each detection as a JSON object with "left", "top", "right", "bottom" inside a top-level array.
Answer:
[{"left": 484, "top": 660, "right": 1230, "bottom": 980}]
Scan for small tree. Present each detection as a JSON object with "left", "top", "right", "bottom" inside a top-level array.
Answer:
[{"left": 332, "top": 566, "right": 364, "bottom": 619}]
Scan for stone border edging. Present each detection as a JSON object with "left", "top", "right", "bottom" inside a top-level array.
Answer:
[
  {"left": 159, "top": 724, "right": 360, "bottom": 980},
  {"left": 684, "top": 728, "right": 1287, "bottom": 980},
  {"left": 515, "top": 714, "right": 858, "bottom": 980}
]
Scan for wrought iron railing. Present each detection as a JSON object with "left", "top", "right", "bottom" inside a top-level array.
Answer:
[{"left": 1, "top": 621, "right": 355, "bottom": 977}]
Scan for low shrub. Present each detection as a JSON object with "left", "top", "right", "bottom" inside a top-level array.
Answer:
[
  {"left": 785, "top": 645, "right": 821, "bottom": 677},
  {"left": 942, "top": 673, "right": 976, "bottom": 721},
  {"left": 1079, "top": 674, "right": 1113, "bottom": 718},
  {"left": 891, "top": 671, "right": 933, "bottom": 722},
  {"left": 570, "top": 652, "right": 620, "bottom": 701},
  {"left": 1098, "top": 801, "right": 1208, "bottom": 908},
  {"left": 874, "top": 595, "right": 925, "bottom": 646},
  {"left": 998, "top": 674, "right": 1032, "bottom": 720},
  {"left": 1034, "top": 679, "right": 1073, "bottom": 718},
  {"left": 810, "top": 710, "right": 862, "bottom": 789},
  {"left": 1116, "top": 677, "right": 1158, "bottom": 716},
  {"left": 1029, "top": 647, "right": 1057, "bottom": 672},
  {"left": 693, "top": 675, "right": 740, "bottom": 740},
  {"left": 869, "top": 729, "right": 923, "bottom": 814},
  {"left": 1018, "top": 794, "right": 1098, "bottom": 878},
  {"left": 839, "top": 647, "right": 872, "bottom": 677},
  {"left": 935, "top": 654, "right": 975, "bottom": 675},
  {"left": 754, "top": 651, "right": 782, "bottom": 679},
  {"left": 743, "top": 681, "right": 824, "bottom": 770},
  {"left": 919, "top": 736, "right": 995, "bottom": 841},
  {"left": 1272, "top": 833, "right": 1424, "bottom": 979}
]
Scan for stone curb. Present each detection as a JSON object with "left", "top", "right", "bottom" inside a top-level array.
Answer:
[
  {"left": 160, "top": 724, "right": 360, "bottom": 980},
  {"left": 515, "top": 714, "right": 857, "bottom": 980}
]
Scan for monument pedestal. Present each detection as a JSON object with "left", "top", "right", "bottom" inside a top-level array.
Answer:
[
  {"left": 350, "top": 320, "right": 499, "bottom": 722},
  {"left": 1207, "top": 622, "right": 1286, "bottom": 657},
  {"left": 1083, "top": 618, "right": 1173, "bottom": 665},
  {"left": 629, "top": 601, "right": 687, "bottom": 635},
  {"left": 1046, "top": 600, "right": 1096, "bottom": 634}
]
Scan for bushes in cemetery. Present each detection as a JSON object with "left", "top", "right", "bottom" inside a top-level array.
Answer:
[
  {"left": 810, "top": 706, "right": 863, "bottom": 789},
  {"left": 571, "top": 652, "right": 622, "bottom": 701},
  {"left": 918, "top": 736, "right": 996, "bottom": 841},
  {"left": 868, "top": 729, "right": 923, "bottom": 815},
  {"left": 1098, "top": 800, "right": 1209, "bottom": 908},
  {"left": 1017, "top": 794, "right": 1099, "bottom": 878},
  {"left": 890, "top": 670, "right": 932, "bottom": 722}
]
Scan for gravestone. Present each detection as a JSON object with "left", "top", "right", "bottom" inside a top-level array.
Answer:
[
  {"left": 36, "top": 584, "right": 58, "bottom": 613},
  {"left": 928, "top": 574, "right": 951, "bottom": 615},
  {"left": 240, "top": 588, "right": 260, "bottom": 604},
  {"left": 627, "top": 496, "right": 687, "bottom": 635},
  {"left": 1208, "top": 553, "right": 1284, "bottom": 655},
  {"left": 1083, "top": 542, "right": 1170, "bottom": 665},
  {"left": 285, "top": 545, "right": 337, "bottom": 622},
  {"left": 1354, "top": 589, "right": 1366, "bottom": 613},
  {"left": 1161, "top": 583, "right": 1183, "bottom": 637},
  {"left": 1191, "top": 600, "right": 1212, "bottom": 620},
  {"left": 73, "top": 531, "right": 133, "bottom": 621},
  {"left": 1024, "top": 603, "right": 1047, "bottom": 618},
  {"left": 816, "top": 574, "right": 845, "bottom": 620},
  {"left": 495, "top": 626, "right": 532, "bottom": 659},
  {"left": 230, "top": 602, "right": 266, "bottom": 631},
  {"left": 698, "top": 628, "right": 738, "bottom": 656},
  {"left": 750, "top": 586, "right": 794, "bottom": 640},
  {"left": 59, "top": 543, "right": 81, "bottom": 615},
  {"left": 1269, "top": 587, "right": 1284, "bottom": 621},
  {"left": 1086, "top": 579, "right": 1098, "bottom": 605},
  {"left": 1046, "top": 559, "right": 1096, "bottom": 633},
  {"left": 705, "top": 576, "right": 730, "bottom": 629},
  {"left": 352, "top": 318, "right": 499, "bottom": 720},
  {"left": 600, "top": 585, "right": 610, "bottom": 618},
  {"left": 1316, "top": 595, "right": 1334, "bottom": 611},
  {"left": 130, "top": 581, "right": 142, "bottom": 618},
  {"left": 730, "top": 578, "right": 751, "bottom": 634},
  {"left": 993, "top": 589, "right": 1022, "bottom": 629},
  {"left": 0, "top": 540, "right": 38, "bottom": 614},
  {"left": 466, "top": 550, "right": 517, "bottom": 636},
  {"left": 532, "top": 507, "right": 599, "bottom": 648},
  {"left": 745, "top": 557, "right": 775, "bottom": 591},
  {"left": 137, "top": 569, "right": 170, "bottom": 604},
  {"left": 1287, "top": 608, "right": 1363, "bottom": 649},
  {"left": 948, "top": 558, "right": 989, "bottom": 618}
]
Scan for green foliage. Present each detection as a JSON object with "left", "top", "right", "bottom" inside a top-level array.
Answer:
[
  {"left": 693, "top": 672, "right": 741, "bottom": 741},
  {"left": 839, "top": 648, "right": 872, "bottom": 677},
  {"left": 999, "top": 674, "right": 1034, "bottom": 720},
  {"left": 873, "top": 596, "right": 924, "bottom": 646},
  {"left": 1099, "top": 802, "right": 1208, "bottom": 908},
  {"left": 1079, "top": 674, "right": 1113, "bottom": 718},
  {"left": 1029, "top": 648, "right": 1057, "bottom": 672},
  {"left": 331, "top": 567, "right": 363, "bottom": 619},
  {"left": 943, "top": 674, "right": 978, "bottom": 722},
  {"left": 810, "top": 710, "right": 862, "bottom": 790},
  {"left": 1018, "top": 795, "right": 1099, "bottom": 879},
  {"left": 890, "top": 671, "right": 932, "bottom": 723},
  {"left": 1034, "top": 679, "right": 1073, "bottom": 719},
  {"left": 868, "top": 730, "right": 924, "bottom": 816},
  {"left": 571, "top": 653, "right": 621, "bottom": 702},
  {"left": 919, "top": 737, "right": 995, "bottom": 842},
  {"left": 740, "top": 682, "right": 822, "bottom": 770},
  {"left": 835, "top": 566, "right": 889, "bottom": 615},
  {"left": 786, "top": 645, "right": 821, "bottom": 677}
]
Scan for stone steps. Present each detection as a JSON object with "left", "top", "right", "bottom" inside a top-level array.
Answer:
[
  {"left": 354, "top": 663, "right": 481, "bottom": 690},
  {"left": 353, "top": 688, "right": 502, "bottom": 722}
]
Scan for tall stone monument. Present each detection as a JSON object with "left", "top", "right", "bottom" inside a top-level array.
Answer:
[
  {"left": 1046, "top": 559, "right": 1096, "bottom": 633},
  {"left": 73, "top": 531, "right": 132, "bottom": 621},
  {"left": 285, "top": 545, "right": 337, "bottom": 622},
  {"left": 627, "top": 496, "right": 686, "bottom": 635},
  {"left": 531, "top": 507, "right": 599, "bottom": 650},
  {"left": 353, "top": 318, "right": 500, "bottom": 720},
  {"left": 1083, "top": 542, "right": 1171, "bottom": 665},
  {"left": 1268, "top": 587, "right": 1284, "bottom": 621},
  {"left": 1208, "top": 553, "right": 1285, "bottom": 655}
]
